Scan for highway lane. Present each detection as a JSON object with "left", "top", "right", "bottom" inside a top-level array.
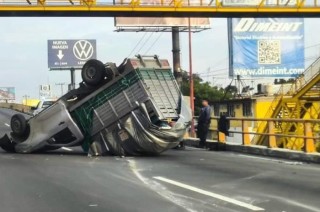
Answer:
[
  {"left": 132, "top": 149, "right": 320, "bottom": 212},
  {"left": 0, "top": 108, "right": 15, "bottom": 137},
  {"left": 0, "top": 108, "right": 320, "bottom": 212},
  {"left": 0, "top": 108, "right": 30, "bottom": 137}
]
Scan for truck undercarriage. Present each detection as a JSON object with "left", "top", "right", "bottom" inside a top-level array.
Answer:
[{"left": 0, "top": 55, "right": 191, "bottom": 156}]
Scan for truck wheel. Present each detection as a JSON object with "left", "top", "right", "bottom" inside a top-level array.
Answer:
[
  {"left": 105, "top": 67, "right": 116, "bottom": 83},
  {"left": 10, "top": 114, "right": 27, "bottom": 136},
  {"left": 82, "top": 59, "right": 105, "bottom": 86}
]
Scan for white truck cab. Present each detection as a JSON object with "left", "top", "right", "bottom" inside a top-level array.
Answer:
[{"left": 32, "top": 98, "right": 56, "bottom": 116}]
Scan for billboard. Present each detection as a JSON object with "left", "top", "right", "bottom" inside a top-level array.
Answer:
[
  {"left": 48, "top": 40, "right": 96, "bottom": 69},
  {"left": 0, "top": 87, "right": 15, "bottom": 100},
  {"left": 115, "top": 0, "right": 210, "bottom": 29},
  {"left": 229, "top": 18, "right": 305, "bottom": 78},
  {"left": 39, "top": 84, "right": 51, "bottom": 98},
  {"left": 115, "top": 17, "right": 210, "bottom": 28}
]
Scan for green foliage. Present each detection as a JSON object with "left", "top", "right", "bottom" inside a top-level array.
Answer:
[
  {"left": 225, "top": 85, "right": 238, "bottom": 96},
  {"left": 180, "top": 71, "right": 229, "bottom": 115}
]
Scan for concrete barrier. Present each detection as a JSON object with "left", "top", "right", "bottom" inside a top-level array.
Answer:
[
  {"left": 183, "top": 138, "right": 320, "bottom": 164},
  {"left": 0, "top": 103, "right": 32, "bottom": 115}
]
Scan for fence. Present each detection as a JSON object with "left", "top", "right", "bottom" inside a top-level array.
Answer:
[{"left": 193, "top": 116, "right": 320, "bottom": 153}]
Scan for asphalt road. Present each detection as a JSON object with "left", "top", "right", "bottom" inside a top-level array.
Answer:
[
  {"left": 0, "top": 108, "right": 320, "bottom": 212},
  {"left": 0, "top": 108, "right": 14, "bottom": 136}
]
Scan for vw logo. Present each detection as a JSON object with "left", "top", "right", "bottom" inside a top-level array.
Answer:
[{"left": 73, "top": 40, "right": 94, "bottom": 61}]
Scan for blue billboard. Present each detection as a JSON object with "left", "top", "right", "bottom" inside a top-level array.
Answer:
[
  {"left": 230, "top": 18, "right": 305, "bottom": 78},
  {"left": 48, "top": 39, "right": 96, "bottom": 69}
]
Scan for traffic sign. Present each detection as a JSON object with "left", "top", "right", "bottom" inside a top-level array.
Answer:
[{"left": 48, "top": 39, "right": 96, "bottom": 69}]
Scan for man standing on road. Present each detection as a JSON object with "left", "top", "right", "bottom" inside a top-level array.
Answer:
[{"left": 197, "top": 99, "right": 211, "bottom": 148}]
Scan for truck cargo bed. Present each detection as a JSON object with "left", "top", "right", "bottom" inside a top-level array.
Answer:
[{"left": 71, "top": 57, "right": 181, "bottom": 137}]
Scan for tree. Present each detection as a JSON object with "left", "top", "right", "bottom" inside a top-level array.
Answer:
[
  {"left": 224, "top": 85, "right": 238, "bottom": 97},
  {"left": 180, "top": 71, "right": 229, "bottom": 115}
]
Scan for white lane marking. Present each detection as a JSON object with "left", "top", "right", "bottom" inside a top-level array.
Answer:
[
  {"left": 61, "top": 147, "right": 73, "bottom": 151},
  {"left": 236, "top": 154, "right": 304, "bottom": 165},
  {"left": 4, "top": 123, "right": 10, "bottom": 127},
  {"left": 128, "top": 160, "right": 198, "bottom": 212},
  {"left": 153, "top": 176, "right": 265, "bottom": 211},
  {"left": 277, "top": 196, "right": 320, "bottom": 212}
]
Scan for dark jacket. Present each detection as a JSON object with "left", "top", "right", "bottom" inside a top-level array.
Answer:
[{"left": 198, "top": 105, "right": 211, "bottom": 126}]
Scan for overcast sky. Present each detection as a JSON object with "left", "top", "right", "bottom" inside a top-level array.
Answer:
[{"left": 1, "top": 17, "right": 320, "bottom": 102}]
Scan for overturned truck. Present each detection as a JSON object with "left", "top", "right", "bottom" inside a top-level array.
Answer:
[{"left": 0, "top": 55, "right": 191, "bottom": 156}]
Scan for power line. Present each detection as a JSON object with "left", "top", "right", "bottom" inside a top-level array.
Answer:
[
  {"left": 127, "top": 32, "right": 148, "bottom": 58},
  {"left": 199, "top": 55, "right": 320, "bottom": 78},
  {"left": 137, "top": 31, "right": 155, "bottom": 53},
  {"left": 144, "top": 32, "right": 164, "bottom": 55},
  {"left": 127, "top": 18, "right": 163, "bottom": 56},
  {"left": 305, "top": 43, "right": 320, "bottom": 49}
]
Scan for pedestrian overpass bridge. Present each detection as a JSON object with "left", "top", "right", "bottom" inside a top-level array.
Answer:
[{"left": 1, "top": 0, "right": 320, "bottom": 17}]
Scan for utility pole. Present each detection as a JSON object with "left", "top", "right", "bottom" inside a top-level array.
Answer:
[
  {"left": 55, "top": 83, "right": 65, "bottom": 96},
  {"left": 22, "top": 95, "right": 29, "bottom": 105},
  {"left": 172, "top": 26, "right": 182, "bottom": 87},
  {"left": 188, "top": 16, "right": 195, "bottom": 137},
  {"left": 70, "top": 67, "right": 76, "bottom": 91}
]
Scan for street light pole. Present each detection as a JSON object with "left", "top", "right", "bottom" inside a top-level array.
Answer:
[{"left": 188, "top": 10, "right": 195, "bottom": 137}]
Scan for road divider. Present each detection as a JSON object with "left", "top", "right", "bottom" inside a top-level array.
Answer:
[{"left": 184, "top": 138, "right": 320, "bottom": 163}]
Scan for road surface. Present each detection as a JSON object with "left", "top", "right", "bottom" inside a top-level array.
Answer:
[{"left": 0, "top": 108, "right": 319, "bottom": 212}]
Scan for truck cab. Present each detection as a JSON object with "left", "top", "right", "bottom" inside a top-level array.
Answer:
[{"left": 32, "top": 99, "right": 57, "bottom": 116}]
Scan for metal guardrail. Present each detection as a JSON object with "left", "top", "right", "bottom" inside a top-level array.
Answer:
[
  {"left": 193, "top": 116, "right": 320, "bottom": 153},
  {"left": 288, "top": 56, "right": 320, "bottom": 96}
]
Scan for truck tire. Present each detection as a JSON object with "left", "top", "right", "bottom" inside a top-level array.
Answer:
[
  {"left": 82, "top": 59, "right": 105, "bottom": 86},
  {"left": 10, "top": 114, "right": 27, "bottom": 136},
  {"left": 105, "top": 67, "right": 116, "bottom": 83}
]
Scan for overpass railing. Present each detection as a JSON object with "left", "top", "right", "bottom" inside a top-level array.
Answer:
[
  {"left": 192, "top": 116, "right": 320, "bottom": 153},
  {"left": 1, "top": 0, "right": 320, "bottom": 15},
  {"left": 0, "top": 0, "right": 319, "bottom": 7}
]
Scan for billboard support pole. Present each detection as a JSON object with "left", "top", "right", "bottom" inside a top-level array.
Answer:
[
  {"left": 55, "top": 83, "right": 65, "bottom": 96},
  {"left": 227, "top": 18, "right": 234, "bottom": 78},
  {"left": 172, "top": 26, "right": 182, "bottom": 87},
  {"left": 70, "top": 67, "right": 75, "bottom": 91}
]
